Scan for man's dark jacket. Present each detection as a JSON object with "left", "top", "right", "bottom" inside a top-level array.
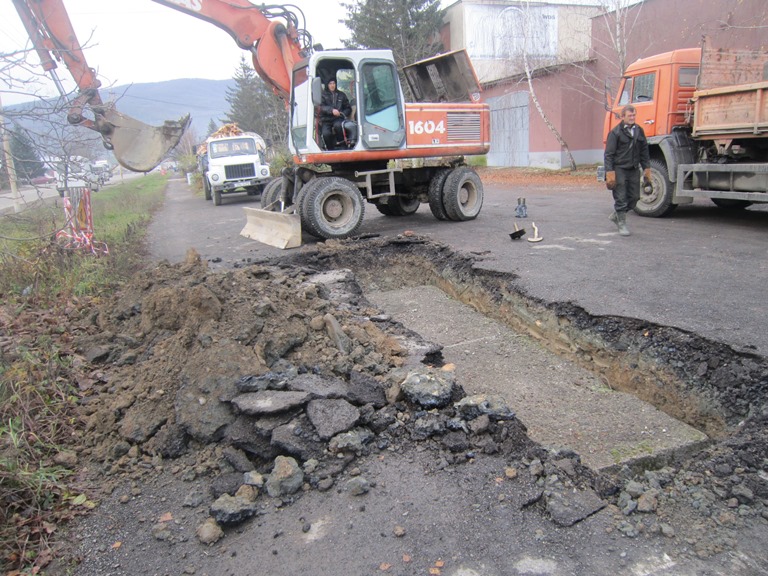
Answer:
[
  {"left": 604, "top": 121, "right": 650, "bottom": 171},
  {"left": 320, "top": 89, "right": 352, "bottom": 124}
]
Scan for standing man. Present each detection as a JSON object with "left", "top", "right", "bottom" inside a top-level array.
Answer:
[
  {"left": 604, "top": 105, "right": 651, "bottom": 236},
  {"left": 320, "top": 77, "right": 352, "bottom": 150}
]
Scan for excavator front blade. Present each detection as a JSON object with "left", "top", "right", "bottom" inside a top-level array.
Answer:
[
  {"left": 99, "top": 108, "right": 191, "bottom": 172},
  {"left": 240, "top": 206, "right": 303, "bottom": 249}
]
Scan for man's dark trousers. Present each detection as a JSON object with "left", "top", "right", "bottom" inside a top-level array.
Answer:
[{"left": 613, "top": 166, "right": 640, "bottom": 213}]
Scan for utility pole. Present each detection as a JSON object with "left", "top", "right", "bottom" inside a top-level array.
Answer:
[{"left": 0, "top": 92, "right": 23, "bottom": 213}]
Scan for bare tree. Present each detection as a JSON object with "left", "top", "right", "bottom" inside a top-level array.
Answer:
[
  {"left": 171, "top": 123, "right": 200, "bottom": 173},
  {"left": 578, "top": 0, "right": 644, "bottom": 106},
  {"left": 498, "top": 2, "right": 578, "bottom": 170}
]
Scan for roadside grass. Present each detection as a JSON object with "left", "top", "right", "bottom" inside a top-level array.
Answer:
[{"left": 0, "top": 173, "right": 168, "bottom": 574}]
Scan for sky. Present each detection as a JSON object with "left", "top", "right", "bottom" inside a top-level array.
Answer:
[{"left": 0, "top": 0, "right": 350, "bottom": 105}]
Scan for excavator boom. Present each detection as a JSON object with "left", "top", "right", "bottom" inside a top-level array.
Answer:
[
  {"left": 13, "top": 0, "right": 312, "bottom": 171},
  {"left": 151, "top": 1, "right": 310, "bottom": 101},
  {"left": 12, "top": 0, "right": 190, "bottom": 172}
]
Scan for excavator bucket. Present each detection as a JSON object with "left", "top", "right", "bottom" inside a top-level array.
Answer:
[
  {"left": 98, "top": 108, "right": 191, "bottom": 172},
  {"left": 240, "top": 207, "right": 302, "bottom": 249}
]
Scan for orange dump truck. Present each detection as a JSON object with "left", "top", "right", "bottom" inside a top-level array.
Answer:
[{"left": 603, "top": 38, "right": 768, "bottom": 216}]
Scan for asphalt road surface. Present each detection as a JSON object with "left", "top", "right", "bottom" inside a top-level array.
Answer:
[{"left": 149, "top": 175, "right": 768, "bottom": 358}]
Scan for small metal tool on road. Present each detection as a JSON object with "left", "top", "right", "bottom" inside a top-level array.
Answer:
[
  {"left": 509, "top": 223, "right": 526, "bottom": 240},
  {"left": 527, "top": 222, "right": 543, "bottom": 243}
]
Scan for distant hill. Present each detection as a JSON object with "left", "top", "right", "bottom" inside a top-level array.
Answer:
[
  {"left": 8, "top": 78, "right": 234, "bottom": 142},
  {"left": 103, "top": 78, "right": 235, "bottom": 136}
]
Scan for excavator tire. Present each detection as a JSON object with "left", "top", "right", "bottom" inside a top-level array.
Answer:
[
  {"left": 428, "top": 169, "right": 452, "bottom": 221},
  {"left": 297, "top": 178, "right": 325, "bottom": 238},
  {"left": 260, "top": 178, "right": 283, "bottom": 210},
  {"left": 375, "top": 195, "right": 420, "bottom": 216},
  {"left": 304, "top": 177, "right": 365, "bottom": 240},
  {"left": 441, "top": 167, "right": 483, "bottom": 221}
]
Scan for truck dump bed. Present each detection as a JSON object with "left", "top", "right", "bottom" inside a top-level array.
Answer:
[{"left": 691, "top": 39, "right": 768, "bottom": 139}]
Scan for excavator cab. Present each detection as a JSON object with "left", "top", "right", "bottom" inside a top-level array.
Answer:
[{"left": 291, "top": 50, "right": 407, "bottom": 157}]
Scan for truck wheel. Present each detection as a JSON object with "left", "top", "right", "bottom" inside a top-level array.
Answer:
[
  {"left": 260, "top": 178, "right": 283, "bottom": 209},
  {"left": 304, "top": 177, "right": 365, "bottom": 240},
  {"left": 428, "top": 169, "right": 451, "bottom": 221},
  {"left": 213, "top": 189, "right": 222, "bottom": 206},
  {"left": 634, "top": 158, "right": 676, "bottom": 217},
  {"left": 441, "top": 167, "right": 483, "bottom": 221},
  {"left": 375, "top": 195, "right": 420, "bottom": 216},
  {"left": 711, "top": 199, "right": 753, "bottom": 210},
  {"left": 204, "top": 178, "right": 212, "bottom": 201}
]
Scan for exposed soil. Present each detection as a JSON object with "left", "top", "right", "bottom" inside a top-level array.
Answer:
[
  {"left": 7, "top": 168, "right": 762, "bottom": 575},
  {"left": 32, "top": 226, "right": 768, "bottom": 575}
]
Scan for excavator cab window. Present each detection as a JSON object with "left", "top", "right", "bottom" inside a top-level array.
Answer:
[
  {"left": 291, "top": 66, "right": 311, "bottom": 151},
  {"left": 361, "top": 62, "right": 400, "bottom": 131}
]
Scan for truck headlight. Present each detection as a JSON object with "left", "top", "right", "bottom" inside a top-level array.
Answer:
[
  {"left": 261, "top": 168, "right": 269, "bottom": 177},
  {"left": 211, "top": 174, "right": 219, "bottom": 181}
]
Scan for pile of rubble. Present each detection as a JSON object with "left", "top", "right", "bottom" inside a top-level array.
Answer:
[{"left": 65, "top": 244, "right": 767, "bottom": 558}]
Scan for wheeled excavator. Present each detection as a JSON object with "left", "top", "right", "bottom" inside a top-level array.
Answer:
[{"left": 13, "top": 0, "right": 491, "bottom": 248}]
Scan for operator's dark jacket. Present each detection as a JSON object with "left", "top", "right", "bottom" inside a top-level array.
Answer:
[
  {"left": 320, "top": 88, "right": 352, "bottom": 124},
  {"left": 604, "top": 121, "right": 650, "bottom": 172}
]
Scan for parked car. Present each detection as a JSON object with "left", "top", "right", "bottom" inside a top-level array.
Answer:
[{"left": 31, "top": 170, "right": 56, "bottom": 185}]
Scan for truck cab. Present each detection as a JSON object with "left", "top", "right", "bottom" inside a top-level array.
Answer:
[
  {"left": 604, "top": 43, "right": 768, "bottom": 218},
  {"left": 203, "top": 133, "right": 271, "bottom": 206},
  {"left": 605, "top": 48, "right": 701, "bottom": 141}
]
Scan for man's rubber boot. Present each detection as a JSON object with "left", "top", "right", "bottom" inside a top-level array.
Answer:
[
  {"left": 617, "top": 212, "right": 631, "bottom": 236},
  {"left": 609, "top": 211, "right": 618, "bottom": 225}
]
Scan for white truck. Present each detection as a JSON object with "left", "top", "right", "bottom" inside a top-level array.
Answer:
[
  {"left": 56, "top": 156, "right": 101, "bottom": 196},
  {"left": 200, "top": 131, "right": 271, "bottom": 206}
]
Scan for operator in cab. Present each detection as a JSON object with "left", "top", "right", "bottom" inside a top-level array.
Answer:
[{"left": 320, "top": 77, "right": 352, "bottom": 150}]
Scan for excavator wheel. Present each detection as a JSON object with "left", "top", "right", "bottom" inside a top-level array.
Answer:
[
  {"left": 428, "top": 169, "right": 452, "bottom": 221},
  {"left": 375, "top": 195, "right": 420, "bottom": 216},
  {"left": 441, "top": 167, "right": 483, "bottom": 221},
  {"left": 297, "top": 178, "right": 325, "bottom": 238},
  {"left": 303, "top": 177, "right": 365, "bottom": 240},
  {"left": 260, "top": 178, "right": 283, "bottom": 210}
]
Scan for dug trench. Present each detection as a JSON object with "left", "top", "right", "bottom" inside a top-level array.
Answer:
[{"left": 59, "top": 235, "right": 768, "bottom": 575}]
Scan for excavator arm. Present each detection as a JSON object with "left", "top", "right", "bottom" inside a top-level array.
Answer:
[
  {"left": 12, "top": 0, "right": 192, "bottom": 172},
  {"left": 12, "top": 0, "right": 312, "bottom": 172},
  {"left": 150, "top": 1, "right": 312, "bottom": 101}
]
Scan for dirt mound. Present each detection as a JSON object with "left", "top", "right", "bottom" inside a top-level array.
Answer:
[{"left": 57, "top": 239, "right": 768, "bottom": 573}]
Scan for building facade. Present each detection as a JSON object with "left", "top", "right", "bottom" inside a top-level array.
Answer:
[{"left": 443, "top": 0, "right": 768, "bottom": 168}]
